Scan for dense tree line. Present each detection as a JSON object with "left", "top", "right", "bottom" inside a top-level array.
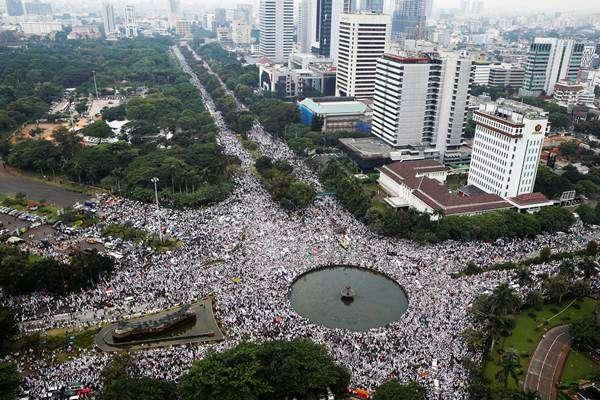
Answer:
[
  {"left": 255, "top": 156, "right": 316, "bottom": 210},
  {"left": 521, "top": 96, "right": 572, "bottom": 131},
  {"left": 320, "top": 158, "right": 574, "bottom": 242},
  {"left": 180, "top": 339, "right": 350, "bottom": 400},
  {"left": 97, "top": 339, "right": 350, "bottom": 400},
  {"left": 0, "top": 38, "right": 238, "bottom": 208},
  {"left": 0, "top": 245, "right": 114, "bottom": 296},
  {"left": 535, "top": 164, "right": 600, "bottom": 199}
]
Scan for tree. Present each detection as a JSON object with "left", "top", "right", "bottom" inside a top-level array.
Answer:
[
  {"left": 515, "top": 267, "right": 533, "bottom": 288},
  {"left": 578, "top": 257, "right": 598, "bottom": 280},
  {"left": 0, "top": 362, "right": 21, "bottom": 400},
  {"left": 179, "top": 342, "right": 271, "bottom": 400},
  {"left": 488, "top": 284, "right": 522, "bottom": 316},
  {"left": 81, "top": 120, "right": 113, "bottom": 144},
  {"left": 180, "top": 339, "right": 350, "bottom": 400},
  {"left": 495, "top": 348, "right": 521, "bottom": 387},
  {"left": 0, "top": 306, "right": 17, "bottom": 352},
  {"left": 101, "top": 377, "right": 178, "bottom": 400},
  {"left": 372, "top": 380, "right": 427, "bottom": 400},
  {"left": 101, "top": 353, "right": 139, "bottom": 386},
  {"left": 570, "top": 317, "right": 600, "bottom": 354},
  {"left": 542, "top": 275, "right": 570, "bottom": 304}
]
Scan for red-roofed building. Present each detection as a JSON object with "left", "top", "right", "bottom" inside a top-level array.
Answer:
[{"left": 377, "top": 160, "right": 553, "bottom": 219}]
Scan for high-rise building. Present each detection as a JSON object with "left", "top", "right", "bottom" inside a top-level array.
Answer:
[
  {"left": 102, "top": 3, "right": 116, "bottom": 37},
  {"left": 124, "top": 5, "right": 137, "bottom": 38},
  {"left": 214, "top": 8, "right": 227, "bottom": 26},
  {"left": 329, "top": 0, "right": 345, "bottom": 63},
  {"left": 520, "top": 38, "right": 584, "bottom": 96},
  {"left": 467, "top": 99, "right": 549, "bottom": 198},
  {"left": 23, "top": 1, "right": 51, "bottom": 15},
  {"left": 231, "top": 20, "right": 252, "bottom": 44},
  {"left": 315, "top": 0, "right": 332, "bottom": 56},
  {"left": 259, "top": 0, "right": 294, "bottom": 63},
  {"left": 168, "top": 0, "right": 180, "bottom": 28},
  {"left": 175, "top": 19, "right": 192, "bottom": 38},
  {"left": 335, "top": 12, "right": 390, "bottom": 98},
  {"left": 344, "top": 0, "right": 383, "bottom": 12},
  {"left": 297, "top": 0, "right": 317, "bottom": 53},
  {"left": 5, "top": 0, "right": 24, "bottom": 16},
  {"left": 235, "top": 4, "right": 253, "bottom": 24},
  {"left": 371, "top": 52, "right": 473, "bottom": 156},
  {"left": 391, "top": 0, "right": 426, "bottom": 40},
  {"left": 488, "top": 64, "right": 525, "bottom": 88}
]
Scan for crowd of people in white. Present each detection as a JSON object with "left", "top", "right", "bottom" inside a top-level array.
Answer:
[{"left": 1, "top": 46, "right": 599, "bottom": 399}]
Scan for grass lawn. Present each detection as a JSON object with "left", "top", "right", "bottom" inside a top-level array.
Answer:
[
  {"left": 7, "top": 326, "right": 102, "bottom": 364},
  {"left": 560, "top": 350, "right": 600, "bottom": 384},
  {"left": 483, "top": 297, "right": 599, "bottom": 389}
]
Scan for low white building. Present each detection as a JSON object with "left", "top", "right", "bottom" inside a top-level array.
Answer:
[
  {"left": 553, "top": 81, "right": 585, "bottom": 107},
  {"left": 473, "top": 63, "right": 491, "bottom": 85},
  {"left": 468, "top": 99, "right": 549, "bottom": 198},
  {"left": 377, "top": 160, "right": 512, "bottom": 219}
]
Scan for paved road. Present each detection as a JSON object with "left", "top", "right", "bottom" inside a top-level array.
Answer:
[
  {"left": 0, "top": 167, "right": 89, "bottom": 207},
  {"left": 523, "top": 325, "right": 572, "bottom": 400}
]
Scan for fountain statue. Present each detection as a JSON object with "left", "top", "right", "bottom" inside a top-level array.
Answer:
[{"left": 341, "top": 285, "right": 356, "bottom": 302}]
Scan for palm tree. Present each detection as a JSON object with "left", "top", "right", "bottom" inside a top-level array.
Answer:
[
  {"left": 515, "top": 267, "right": 533, "bottom": 288},
  {"left": 489, "top": 283, "right": 522, "bottom": 316},
  {"left": 578, "top": 257, "right": 598, "bottom": 281},
  {"left": 495, "top": 348, "right": 521, "bottom": 387}
]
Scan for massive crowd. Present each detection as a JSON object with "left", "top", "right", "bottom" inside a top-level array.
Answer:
[{"left": 1, "top": 46, "right": 599, "bottom": 399}]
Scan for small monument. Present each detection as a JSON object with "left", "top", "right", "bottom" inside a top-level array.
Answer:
[{"left": 340, "top": 285, "right": 356, "bottom": 304}]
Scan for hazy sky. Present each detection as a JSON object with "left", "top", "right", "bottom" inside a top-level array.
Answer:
[
  {"left": 198, "top": 0, "right": 600, "bottom": 12},
  {"left": 435, "top": 0, "right": 600, "bottom": 11}
]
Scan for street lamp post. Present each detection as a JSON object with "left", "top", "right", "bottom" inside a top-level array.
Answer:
[{"left": 151, "top": 177, "right": 164, "bottom": 242}]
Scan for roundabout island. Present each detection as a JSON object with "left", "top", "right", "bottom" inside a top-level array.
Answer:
[{"left": 289, "top": 265, "right": 409, "bottom": 331}]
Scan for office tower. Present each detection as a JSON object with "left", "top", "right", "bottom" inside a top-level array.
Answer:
[
  {"left": 329, "top": 0, "right": 345, "bottom": 63},
  {"left": 215, "top": 8, "right": 227, "bottom": 26},
  {"left": 467, "top": 99, "right": 548, "bottom": 198},
  {"left": 235, "top": 4, "right": 253, "bottom": 24},
  {"left": 297, "top": 0, "right": 317, "bottom": 53},
  {"left": 23, "top": 1, "right": 51, "bottom": 15},
  {"left": 488, "top": 64, "right": 525, "bottom": 88},
  {"left": 259, "top": 0, "right": 293, "bottom": 63},
  {"left": 424, "top": 0, "right": 433, "bottom": 17},
  {"left": 175, "top": 20, "right": 192, "bottom": 38},
  {"left": 231, "top": 20, "right": 252, "bottom": 44},
  {"left": 102, "top": 3, "right": 116, "bottom": 37},
  {"left": 371, "top": 52, "right": 473, "bottom": 155},
  {"left": 168, "top": 0, "right": 180, "bottom": 28},
  {"left": 5, "top": 0, "right": 24, "bottom": 16},
  {"left": 315, "top": 0, "right": 332, "bottom": 56},
  {"left": 391, "top": 0, "right": 426, "bottom": 40},
  {"left": 343, "top": 0, "right": 383, "bottom": 12},
  {"left": 581, "top": 45, "right": 597, "bottom": 70},
  {"left": 520, "top": 38, "right": 584, "bottom": 96},
  {"left": 124, "top": 5, "right": 137, "bottom": 38},
  {"left": 335, "top": 12, "right": 391, "bottom": 98}
]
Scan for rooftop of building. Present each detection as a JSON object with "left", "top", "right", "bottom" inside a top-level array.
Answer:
[
  {"left": 477, "top": 98, "right": 548, "bottom": 123},
  {"left": 507, "top": 192, "right": 552, "bottom": 207},
  {"left": 554, "top": 81, "right": 585, "bottom": 91},
  {"left": 379, "top": 161, "right": 512, "bottom": 216},
  {"left": 299, "top": 97, "right": 369, "bottom": 115},
  {"left": 338, "top": 137, "right": 392, "bottom": 159}
]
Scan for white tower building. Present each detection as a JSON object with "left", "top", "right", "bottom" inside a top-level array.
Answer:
[
  {"left": 467, "top": 99, "right": 549, "bottom": 198},
  {"left": 335, "top": 12, "right": 391, "bottom": 98},
  {"left": 259, "top": 0, "right": 294, "bottom": 63},
  {"left": 102, "top": 3, "right": 116, "bottom": 37},
  {"left": 124, "top": 5, "right": 137, "bottom": 38},
  {"left": 371, "top": 52, "right": 473, "bottom": 156},
  {"left": 297, "top": 0, "right": 317, "bottom": 53}
]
